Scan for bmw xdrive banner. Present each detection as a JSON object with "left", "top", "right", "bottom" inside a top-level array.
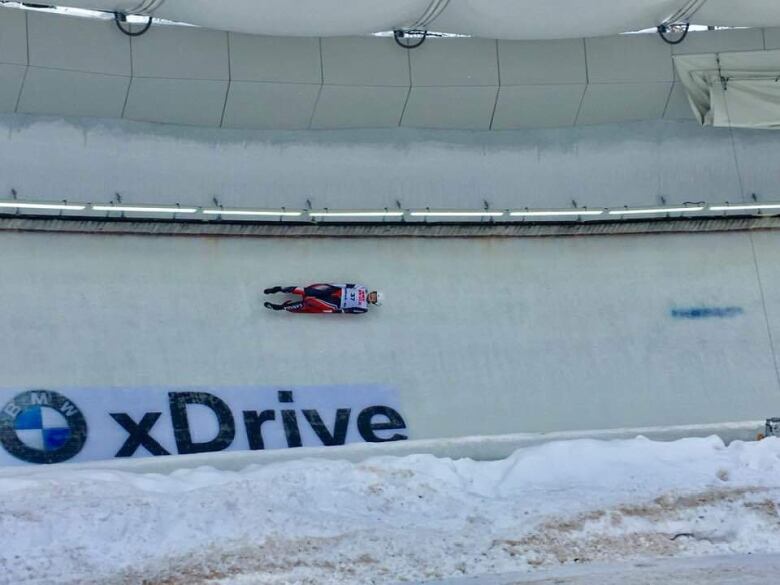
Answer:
[{"left": 0, "top": 385, "right": 407, "bottom": 466}]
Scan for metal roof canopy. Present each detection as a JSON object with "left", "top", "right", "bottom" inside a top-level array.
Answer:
[
  {"left": 675, "top": 49, "right": 780, "bottom": 128},
  {"left": 13, "top": 0, "right": 780, "bottom": 40}
]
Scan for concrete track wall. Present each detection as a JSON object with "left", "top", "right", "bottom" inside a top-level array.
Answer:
[
  {"left": 1, "top": 228, "right": 778, "bottom": 440},
  {"left": 3, "top": 116, "right": 780, "bottom": 213}
]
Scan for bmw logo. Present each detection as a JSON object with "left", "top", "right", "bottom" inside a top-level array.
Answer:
[{"left": 0, "top": 390, "right": 88, "bottom": 464}]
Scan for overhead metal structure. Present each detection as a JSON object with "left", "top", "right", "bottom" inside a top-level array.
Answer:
[
  {"left": 9, "top": 0, "right": 780, "bottom": 39},
  {"left": 675, "top": 50, "right": 780, "bottom": 129}
]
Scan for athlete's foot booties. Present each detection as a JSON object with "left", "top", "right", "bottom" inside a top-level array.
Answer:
[{"left": 264, "top": 287, "right": 282, "bottom": 294}]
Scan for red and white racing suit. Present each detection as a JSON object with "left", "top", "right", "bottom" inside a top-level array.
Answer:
[{"left": 272, "top": 284, "right": 369, "bottom": 313}]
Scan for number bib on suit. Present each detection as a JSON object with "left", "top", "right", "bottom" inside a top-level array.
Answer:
[{"left": 338, "top": 285, "right": 368, "bottom": 311}]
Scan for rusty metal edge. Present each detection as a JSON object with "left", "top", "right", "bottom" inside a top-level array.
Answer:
[{"left": 1, "top": 215, "right": 780, "bottom": 238}]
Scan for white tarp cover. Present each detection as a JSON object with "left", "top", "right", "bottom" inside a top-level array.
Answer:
[
  {"left": 19, "top": 0, "right": 780, "bottom": 39},
  {"left": 675, "top": 50, "right": 780, "bottom": 129}
]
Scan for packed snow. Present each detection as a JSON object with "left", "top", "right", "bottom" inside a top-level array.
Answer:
[{"left": 2, "top": 436, "right": 780, "bottom": 584}]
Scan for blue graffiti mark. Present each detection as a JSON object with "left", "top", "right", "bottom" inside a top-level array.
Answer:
[{"left": 670, "top": 306, "right": 744, "bottom": 319}]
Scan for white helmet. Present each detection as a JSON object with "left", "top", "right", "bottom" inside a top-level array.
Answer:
[{"left": 371, "top": 291, "right": 385, "bottom": 306}]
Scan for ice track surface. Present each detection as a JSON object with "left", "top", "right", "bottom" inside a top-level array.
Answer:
[{"left": 2, "top": 436, "right": 780, "bottom": 584}]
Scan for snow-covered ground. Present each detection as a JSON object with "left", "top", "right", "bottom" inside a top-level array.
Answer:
[{"left": 2, "top": 436, "right": 780, "bottom": 585}]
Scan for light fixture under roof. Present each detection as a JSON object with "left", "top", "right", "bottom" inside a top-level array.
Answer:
[
  {"left": 308, "top": 211, "right": 405, "bottom": 217},
  {"left": 608, "top": 206, "right": 705, "bottom": 216},
  {"left": 510, "top": 209, "right": 604, "bottom": 217},
  {"left": 202, "top": 209, "right": 303, "bottom": 217},
  {"left": 0, "top": 201, "right": 86, "bottom": 211},
  {"left": 92, "top": 204, "right": 198, "bottom": 213},
  {"left": 710, "top": 203, "right": 780, "bottom": 212},
  {"left": 410, "top": 211, "right": 504, "bottom": 217}
]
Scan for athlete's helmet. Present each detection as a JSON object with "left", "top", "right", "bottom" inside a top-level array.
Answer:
[{"left": 370, "top": 291, "right": 384, "bottom": 306}]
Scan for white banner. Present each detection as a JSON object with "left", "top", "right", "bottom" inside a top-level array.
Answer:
[{"left": 0, "top": 385, "right": 407, "bottom": 466}]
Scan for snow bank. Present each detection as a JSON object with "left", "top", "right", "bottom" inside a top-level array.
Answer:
[{"left": 2, "top": 436, "right": 780, "bottom": 584}]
